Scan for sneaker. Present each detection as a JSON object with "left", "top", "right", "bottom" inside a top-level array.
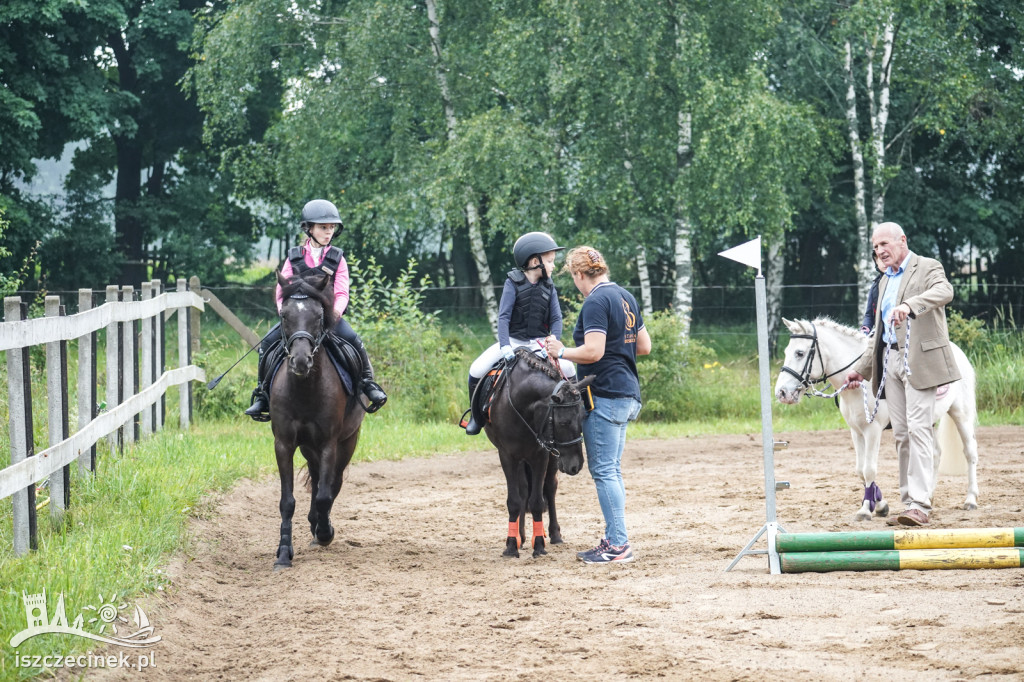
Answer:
[
  {"left": 576, "top": 538, "right": 610, "bottom": 561},
  {"left": 582, "top": 542, "right": 634, "bottom": 564}
]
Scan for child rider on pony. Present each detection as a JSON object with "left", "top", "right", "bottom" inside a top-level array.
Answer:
[
  {"left": 463, "top": 231, "right": 575, "bottom": 435},
  {"left": 244, "top": 199, "right": 388, "bottom": 420}
]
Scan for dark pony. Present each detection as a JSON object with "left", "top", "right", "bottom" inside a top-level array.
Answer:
[
  {"left": 269, "top": 271, "right": 364, "bottom": 569},
  {"left": 485, "top": 348, "right": 595, "bottom": 558}
]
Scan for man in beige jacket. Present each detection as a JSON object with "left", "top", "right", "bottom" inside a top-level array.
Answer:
[{"left": 846, "top": 222, "right": 961, "bottom": 527}]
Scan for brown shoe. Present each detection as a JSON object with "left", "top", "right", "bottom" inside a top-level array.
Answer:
[
  {"left": 897, "top": 508, "right": 929, "bottom": 526},
  {"left": 885, "top": 513, "right": 903, "bottom": 526}
]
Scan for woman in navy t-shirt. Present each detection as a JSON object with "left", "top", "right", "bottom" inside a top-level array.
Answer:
[{"left": 544, "top": 246, "right": 652, "bottom": 564}]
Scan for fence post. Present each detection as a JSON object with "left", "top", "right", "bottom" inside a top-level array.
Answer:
[
  {"left": 153, "top": 279, "right": 165, "bottom": 430},
  {"left": 121, "top": 285, "right": 136, "bottom": 445},
  {"left": 5, "top": 297, "right": 33, "bottom": 556},
  {"left": 78, "top": 289, "right": 96, "bottom": 473},
  {"left": 140, "top": 282, "right": 153, "bottom": 436},
  {"left": 189, "top": 275, "right": 201, "bottom": 357},
  {"left": 106, "top": 285, "right": 121, "bottom": 458},
  {"left": 45, "top": 297, "right": 68, "bottom": 519},
  {"left": 177, "top": 279, "right": 191, "bottom": 429}
]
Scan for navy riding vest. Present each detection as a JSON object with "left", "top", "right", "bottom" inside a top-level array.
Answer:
[
  {"left": 287, "top": 245, "right": 344, "bottom": 285},
  {"left": 507, "top": 269, "right": 553, "bottom": 340}
]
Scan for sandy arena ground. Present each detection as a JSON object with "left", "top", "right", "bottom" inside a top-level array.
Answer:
[{"left": 88, "top": 426, "right": 1024, "bottom": 681}]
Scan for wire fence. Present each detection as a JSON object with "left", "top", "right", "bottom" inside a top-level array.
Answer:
[{"left": 10, "top": 281, "right": 1023, "bottom": 342}]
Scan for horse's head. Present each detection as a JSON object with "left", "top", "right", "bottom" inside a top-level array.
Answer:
[
  {"left": 776, "top": 317, "right": 868, "bottom": 404},
  {"left": 547, "top": 374, "right": 596, "bottom": 476},
  {"left": 775, "top": 318, "right": 817, "bottom": 404},
  {"left": 277, "top": 271, "right": 335, "bottom": 378}
]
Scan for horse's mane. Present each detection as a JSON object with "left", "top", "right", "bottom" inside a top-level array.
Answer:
[
  {"left": 809, "top": 316, "right": 864, "bottom": 340},
  {"left": 279, "top": 273, "right": 337, "bottom": 327},
  {"left": 515, "top": 347, "right": 562, "bottom": 382}
]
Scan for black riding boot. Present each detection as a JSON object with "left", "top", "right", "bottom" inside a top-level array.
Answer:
[
  {"left": 356, "top": 342, "right": 388, "bottom": 413},
  {"left": 244, "top": 347, "right": 271, "bottom": 421},
  {"left": 464, "top": 377, "right": 482, "bottom": 435}
]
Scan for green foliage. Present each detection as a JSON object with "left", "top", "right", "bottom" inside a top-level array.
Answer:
[
  {"left": 347, "top": 257, "right": 464, "bottom": 422},
  {"left": 636, "top": 312, "right": 717, "bottom": 421},
  {"left": 947, "top": 308, "right": 989, "bottom": 352}
]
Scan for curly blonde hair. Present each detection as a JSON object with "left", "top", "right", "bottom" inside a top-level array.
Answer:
[{"left": 562, "top": 246, "right": 609, "bottom": 278}]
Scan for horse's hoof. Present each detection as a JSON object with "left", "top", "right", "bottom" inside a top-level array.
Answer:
[
  {"left": 532, "top": 547, "right": 548, "bottom": 558},
  {"left": 549, "top": 535, "right": 563, "bottom": 545},
  {"left": 963, "top": 502, "right": 978, "bottom": 511},
  {"left": 274, "top": 545, "right": 293, "bottom": 569},
  {"left": 273, "top": 562, "right": 292, "bottom": 571},
  {"left": 502, "top": 548, "right": 520, "bottom": 558},
  {"left": 853, "top": 512, "right": 871, "bottom": 522},
  {"left": 875, "top": 502, "right": 890, "bottom": 517}
]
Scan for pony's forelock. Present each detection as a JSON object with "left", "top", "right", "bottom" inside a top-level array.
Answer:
[{"left": 280, "top": 275, "right": 337, "bottom": 326}]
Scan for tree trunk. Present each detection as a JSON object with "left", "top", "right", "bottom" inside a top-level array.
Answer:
[
  {"left": 765, "top": 234, "right": 784, "bottom": 356},
  {"left": 109, "top": 31, "right": 146, "bottom": 287},
  {"left": 672, "top": 110, "right": 693, "bottom": 338},
  {"left": 425, "top": 0, "right": 497, "bottom": 331},
  {"left": 636, "top": 244, "right": 653, "bottom": 316},
  {"left": 868, "top": 18, "right": 894, "bottom": 230},
  {"left": 844, "top": 39, "right": 872, "bottom": 311}
]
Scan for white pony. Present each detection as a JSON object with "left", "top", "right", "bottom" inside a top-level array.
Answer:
[{"left": 774, "top": 317, "right": 979, "bottom": 521}]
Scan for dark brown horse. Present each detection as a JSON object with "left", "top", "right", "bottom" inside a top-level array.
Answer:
[
  {"left": 484, "top": 348, "right": 594, "bottom": 558},
  {"left": 270, "top": 271, "right": 364, "bottom": 569}
]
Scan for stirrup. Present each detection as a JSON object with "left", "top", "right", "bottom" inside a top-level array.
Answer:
[
  {"left": 361, "top": 380, "right": 387, "bottom": 414},
  {"left": 244, "top": 390, "right": 271, "bottom": 422},
  {"left": 459, "top": 408, "right": 482, "bottom": 435}
]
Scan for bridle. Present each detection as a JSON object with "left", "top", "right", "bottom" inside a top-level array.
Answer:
[
  {"left": 282, "top": 293, "right": 328, "bottom": 362},
  {"left": 505, "top": 370, "right": 585, "bottom": 461},
  {"left": 782, "top": 320, "right": 914, "bottom": 424},
  {"left": 779, "top": 322, "right": 864, "bottom": 399}
]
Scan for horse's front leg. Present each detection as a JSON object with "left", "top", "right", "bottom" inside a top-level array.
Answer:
[
  {"left": 274, "top": 439, "right": 296, "bottom": 569},
  {"left": 853, "top": 420, "right": 889, "bottom": 521},
  {"left": 543, "top": 462, "right": 562, "bottom": 545},
  {"left": 528, "top": 460, "right": 549, "bottom": 558},
  {"left": 304, "top": 450, "right": 321, "bottom": 539},
  {"left": 310, "top": 448, "right": 339, "bottom": 546},
  {"left": 500, "top": 456, "right": 523, "bottom": 558}
]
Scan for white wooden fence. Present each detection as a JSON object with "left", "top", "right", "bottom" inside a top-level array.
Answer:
[{"left": 1, "top": 278, "right": 205, "bottom": 557}]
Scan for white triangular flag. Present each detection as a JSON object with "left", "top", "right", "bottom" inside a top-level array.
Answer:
[{"left": 718, "top": 236, "right": 762, "bottom": 276}]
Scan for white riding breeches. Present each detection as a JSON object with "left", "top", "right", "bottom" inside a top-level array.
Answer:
[{"left": 469, "top": 337, "right": 575, "bottom": 379}]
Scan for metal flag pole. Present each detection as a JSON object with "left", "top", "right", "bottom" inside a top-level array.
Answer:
[{"left": 718, "top": 237, "right": 788, "bottom": 574}]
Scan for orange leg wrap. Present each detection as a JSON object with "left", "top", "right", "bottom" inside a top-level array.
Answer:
[
  {"left": 508, "top": 521, "right": 521, "bottom": 548},
  {"left": 533, "top": 520, "right": 546, "bottom": 539}
]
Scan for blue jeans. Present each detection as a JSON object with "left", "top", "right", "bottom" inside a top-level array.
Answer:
[{"left": 583, "top": 396, "right": 642, "bottom": 547}]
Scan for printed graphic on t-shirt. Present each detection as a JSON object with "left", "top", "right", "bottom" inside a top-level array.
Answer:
[{"left": 622, "top": 298, "right": 637, "bottom": 344}]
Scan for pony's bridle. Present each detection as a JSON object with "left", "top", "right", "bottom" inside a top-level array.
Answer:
[
  {"left": 780, "top": 323, "right": 863, "bottom": 397},
  {"left": 506, "top": 376, "right": 585, "bottom": 460},
  {"left": 282, "top": 294, "right": 328, "bottom": 361}
]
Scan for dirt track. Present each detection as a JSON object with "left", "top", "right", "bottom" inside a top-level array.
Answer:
[{"left": 89, "top": 426, "right": 1024, "bottom": 681}]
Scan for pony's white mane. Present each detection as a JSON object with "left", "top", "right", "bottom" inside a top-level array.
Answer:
[{"left": 810, "top": 316, "right": 863, "bottom": 340}]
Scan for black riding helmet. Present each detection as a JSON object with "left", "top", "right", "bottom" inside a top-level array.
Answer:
[
  {"left": 300, "top": 199, "right": 344, "bottom": 244},
  {"left": 512, "top": 232, "right": 564, "bottom": 273}
]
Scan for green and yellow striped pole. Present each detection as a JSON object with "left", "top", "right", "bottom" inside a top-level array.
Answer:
[{"left": 777, "top": 527, "right": 1024, "bottom": 573}]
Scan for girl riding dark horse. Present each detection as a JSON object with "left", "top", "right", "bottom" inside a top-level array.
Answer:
[
  {"left": 485, "top": 348, "right": 595, "bottom": 558},
  {"left": 270, "top": 271, "right": 365, "bottom": 568}
]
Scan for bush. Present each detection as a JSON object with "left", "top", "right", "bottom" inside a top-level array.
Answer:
[{"left": 636, "top": 311, "right": 717, "bottom": 421}]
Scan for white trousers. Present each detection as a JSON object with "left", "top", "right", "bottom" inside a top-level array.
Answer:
[{"left": 469, "top": 337, "right": 575, "bottom": 379}]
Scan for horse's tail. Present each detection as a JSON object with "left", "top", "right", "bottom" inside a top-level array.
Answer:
[{"left": 937, "top": 342, "right": 976, "bottom": 477}]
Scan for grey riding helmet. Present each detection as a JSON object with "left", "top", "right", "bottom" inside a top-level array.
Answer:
[
  {"left": 300, "top": 199, "right": 344, "bottom": 240},
  {"left": 512, "top": 232, "right": 564, "bottom": 271}
]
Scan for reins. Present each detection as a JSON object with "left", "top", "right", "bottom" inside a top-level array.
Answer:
[{"left": 503, "top": 358, "right": 584, "bottom": 459}]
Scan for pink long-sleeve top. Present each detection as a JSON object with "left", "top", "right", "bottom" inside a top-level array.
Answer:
[{"left": 276, "top": 240, "right": 350, "bottom": 319}]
